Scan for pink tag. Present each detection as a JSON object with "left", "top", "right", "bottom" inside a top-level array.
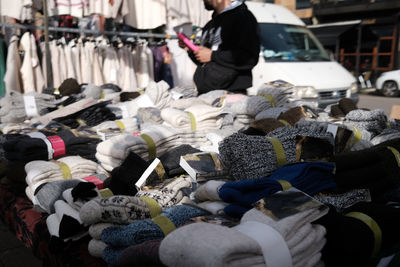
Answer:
[
  {"left": 133, "top": 131, "right": 141, "bottom": 136},
  {"left": 46, "top": 135, "right": 66, "bottom": 158},
  {"left": 83, "top": 176, "right": 104, "bottom": 190}
]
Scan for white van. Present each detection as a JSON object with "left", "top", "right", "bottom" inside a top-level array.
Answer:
[{"left": 246, "top": 2, "right": 358, "bottom": 108}]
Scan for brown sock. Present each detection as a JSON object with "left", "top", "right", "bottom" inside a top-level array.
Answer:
[
  {"left": 278, "top": 106, "right": 310, "bottom": 126},
  {"left": 338, "top": 98, "right": 358, "bottom": 115}
]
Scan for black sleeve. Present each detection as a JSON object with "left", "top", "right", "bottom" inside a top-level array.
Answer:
[{"left": 211, "top": 11, "right": 260, "bottom": 71}]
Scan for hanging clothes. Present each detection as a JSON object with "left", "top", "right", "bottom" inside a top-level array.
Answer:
[
  {"left": 71, "top": 40, "right": 83, "bottom": 84},
  {"left": 166, "top": 0, "right": 212, "bottom": 29},
  {"left": 124, "top": 0, "right": 166, "bottom": 30},
  {"left": 167, "top": 39, "right": 196, "bottom": 87},
  {"left": 19, "top": 32, "right": 45, "bottom": 93},
  {"left": 49, "top": 40, "right": 61, "bottom": 88},
  {"left": 118, "top": 46, "right": 138, "bottom": 91},
  {"left": 80, "top": 39, "right": 93, "bottom": 84},
  {"left": 151, "top": 45, "right": 174, "bottom": 88},
  {"left": 57, "top": 39, "right": 68, "bottom": 86},
  {"left": 54, "top": 0, "right": 90, "bottom": 18},
  {"left": 64, "top": 40, "right": 77, "bottom": 80},
  {"left": 4, "top": 36, "right": 23, "bottom": 93},
  {"left": 102, "top": 46, "right": 120, "bottom": 86}
]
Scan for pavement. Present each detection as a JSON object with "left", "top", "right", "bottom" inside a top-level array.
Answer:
[{"left": 0, "top": 220, "right": 42, "bottom": 267}]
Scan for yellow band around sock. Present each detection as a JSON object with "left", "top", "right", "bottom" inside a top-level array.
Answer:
[
  {"left": 140, "top": 196, "right": 162, "bottom": 218},
  {"left": 152, "top": 215, "right": 176, "bottom": 236}
]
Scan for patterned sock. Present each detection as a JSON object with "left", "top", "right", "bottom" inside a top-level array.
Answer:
[
  {"left": 79, "top": 195, "right": 162, "bottom": 225},
  {"left": 101, "top": 204, "right": 209, "bottom": 247}
]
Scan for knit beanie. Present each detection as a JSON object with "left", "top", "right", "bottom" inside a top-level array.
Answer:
[{"left": 58, "top": 78, "right": 81, "bottom": 96}]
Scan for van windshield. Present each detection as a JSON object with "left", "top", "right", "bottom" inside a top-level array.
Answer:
[{"left": 259, "top": 23, "right": 330, "bottom": 62}]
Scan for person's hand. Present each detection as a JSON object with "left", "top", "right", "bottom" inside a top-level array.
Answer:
[
  {"left": 194, "top": 46, "right": 212, "bottom": 63},
  {"left": 178, "top": 39, "right": 189, "bottom": 51}
]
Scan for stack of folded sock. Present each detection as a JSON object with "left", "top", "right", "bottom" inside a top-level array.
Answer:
[
  {"left": 161, "top": 103, "right": 225, "bottom": 132},
  {"left": 100, "top": 204, "right": 208, "bottom": 266},
  {"left": 343, "top": 109, "right": 388, "bottom": 138},
  {"left": 195, "top": 162, "right": 337, "bottom": 217},
  {"left": 228, "top": 96, "right": 273, "bottom": 131},
  {"left": 159, "top": 204, "right": 327, "bottom": 267},
  {"left": 95, "top": 124, "right": 180, "bottom": 171},
  {"left": 91, "top": 117, "right": 140, "bottom": 134},
  {"left": 46, "top": 182, "right": 103, "bottom": 252},
  {"left": 4, "top": 129, "right": 101, "bottom": 162},
  {"left": 0, "top": 91, "right": 56, "bottom": 123},
  {"left": 25, "top": 156, "right": 101, "bottom": 202},
  {"left": 54, "top": 101, "right": 116, "bottom": 128}
]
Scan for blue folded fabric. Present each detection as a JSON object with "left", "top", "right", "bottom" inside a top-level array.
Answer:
[{"left": 219, "top": 161, "right": 337, "bottom": 217}]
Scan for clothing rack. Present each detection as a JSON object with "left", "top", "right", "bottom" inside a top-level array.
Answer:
[
  {"left": 0, "top": 21, "right": 177, "bottom": 89},
  {"left": 0, "top": 23, "right": 177, "bottom": 39}
]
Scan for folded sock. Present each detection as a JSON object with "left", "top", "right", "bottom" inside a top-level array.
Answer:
[{"left": 79, "top": 195, "right": 161, "bottom": 225}]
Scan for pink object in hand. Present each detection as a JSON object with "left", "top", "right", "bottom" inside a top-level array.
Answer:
[{"left": 178, "top": 32, "right": 199, "bottom": 52}]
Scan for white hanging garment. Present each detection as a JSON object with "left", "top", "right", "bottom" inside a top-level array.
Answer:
[
  {"left": 167, "top": 39, "right": 196, "bottom": 87},
  {"left": 64, "top": 41, "right": 77, "bottom": 80},
  {"left": 71, "top": 41, "right": 83, "bottom": 84},
  {"left": 19, "top": 32, "right": 45, "bottom": 93},
  {"left": 57, "top": 39, "right": 68, "bottom": 85},
  {"left": 166, "top": 0, "right": 211, "bottom": 29},
  {"left": 145, "top": 45, "right": 154, "bottom": 82},
  {"left": 50, "top": 40, "right": 61, "bottom": 88},
  {"left": 134, "top": 42, "right": 151, "bottom": 89},
  {"left": 118, "top": 46, "right": 138, "bottom": 91},
  {"left": 102, "top": 47, "right": 120, "bottom": 86},
  {"left": 54, "top": 0, "right": 87, "bottom": 17},
  {"left": 3, "top": 35, "right": 23, "bottom": 93},
  {"left": 92, "top": 47, "right": 104, "bottom": 86},
  {"left": 124, "top": 0, "right": 166, "bottom": 30},
  {"left": 0, "top": 0, "right": 31, "bottom": 20}
]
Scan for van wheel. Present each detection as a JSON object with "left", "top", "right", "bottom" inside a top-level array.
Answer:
[{"left": 382, "top": 81, "right": 399, "bottom": 97}]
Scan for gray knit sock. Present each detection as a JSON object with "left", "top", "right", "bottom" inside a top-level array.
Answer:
[{"left": 35, "top": 179, "right": 83, "bottom": 214}]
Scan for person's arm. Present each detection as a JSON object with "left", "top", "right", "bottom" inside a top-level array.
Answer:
[{"left": 178, "top": 39, "right": 202, "bottom": 65}]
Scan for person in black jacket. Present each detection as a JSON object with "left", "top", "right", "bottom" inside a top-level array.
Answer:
[{"left": 180, "top": 0, "right": 260, "bottom": 95}]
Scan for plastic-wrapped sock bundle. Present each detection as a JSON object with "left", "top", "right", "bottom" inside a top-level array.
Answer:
[
  {"left": 54, "top": 101, "right": 116, "bottom": 128},
  {"left": 0, "top": 91, "right": 56, "bottom": 123},
  {"left": 4, "top": 129, "right": 101, "bottom": 162}
]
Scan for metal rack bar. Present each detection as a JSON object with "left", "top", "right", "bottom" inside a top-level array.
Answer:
[{"left": 0, "top": 22, "right": 177, "bottom": 39}]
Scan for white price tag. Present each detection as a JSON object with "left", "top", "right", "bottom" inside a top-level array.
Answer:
[{"left": 23, "top": 95, "right": 39, "bottom": 117}]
